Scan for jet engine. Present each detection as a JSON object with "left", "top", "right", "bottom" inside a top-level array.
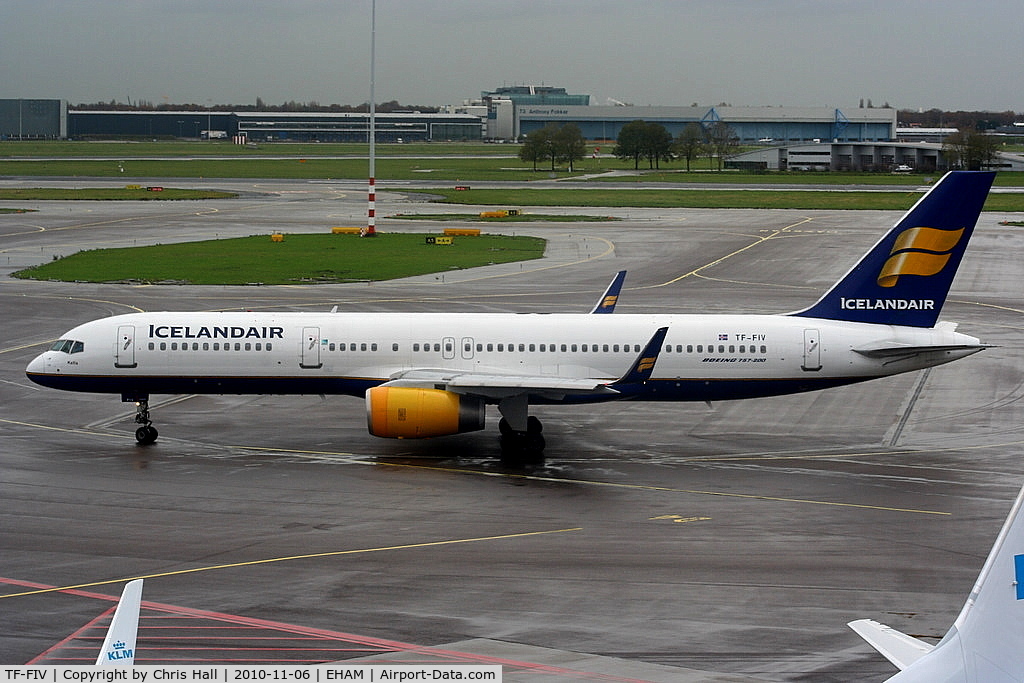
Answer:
[{"left": 366, "top": 386, "right": 485, "bottom": 439}]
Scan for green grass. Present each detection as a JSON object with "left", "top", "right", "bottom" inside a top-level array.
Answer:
[
  {"left": 421, "top": 187, "right": 1024, "bottom": 211},
  {"left": 0, "top": 140, "right": 522, "bottom": 157},
  {"left": 0, "top": 187, "right": 236, "bottom": 200},
  {"left": 12, "top": 233, "right": 546, "bottom": 285},
  {"left": 391, "top": 213, "right": 618, "bottom": 222}
]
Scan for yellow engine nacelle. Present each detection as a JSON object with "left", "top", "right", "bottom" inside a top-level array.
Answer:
[{"left": 366, "top": 387, "right": 485, "bottom": 439}]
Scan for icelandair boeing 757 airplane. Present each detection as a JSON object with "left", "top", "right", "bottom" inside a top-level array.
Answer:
[{"left": 26, "top": 171, "right": 995, "bottom": 461}]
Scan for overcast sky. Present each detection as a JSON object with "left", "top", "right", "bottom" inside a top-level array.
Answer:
[{"left": 2, "top": 0, "right": 1019, "bottom": 112}]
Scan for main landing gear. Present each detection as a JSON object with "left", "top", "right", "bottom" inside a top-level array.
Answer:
[
  {"left": 132, "top": 399, "right": 158, "bottom": 445},
  {"left": 497, "top": 395, "right": 545, "bottom": 466}
]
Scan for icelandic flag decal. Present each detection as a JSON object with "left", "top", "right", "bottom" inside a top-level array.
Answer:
[
  {"left": 718, "top": 334, "right": 728, "bottom": 341},
  {"left": 1015, "top": 554, "right": 1024, "bottom": 600}
]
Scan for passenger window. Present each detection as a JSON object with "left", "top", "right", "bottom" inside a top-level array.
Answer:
[
  {"left": 255, "top": 343, "right": 262, "bottom": 351},
  {"left": 571, "top": 344, "right": 578, "bottom": 352},
  {"left": 266, "top": 343, "right": 273, "bottom": 351},
  {"left": 761, "top": 345, "right": 767, "bottom": 353},
  {"left": 729, "top": 345, "right": 735, "bottom": 353},
  {"left": 234, "top": 343, "right": 241, "bottom": 351},
  {"left": 160, "top": 342, "right": 167, "bottom": 351},
  {"left": 718, "top": 345, "right": 725, "bottom": 353},
  {"left": 487, "top": 343, "right": 494, "bottom": 352},
  {"left": 518, "top": 343, "right": 525, "bottom": 352},
  {"left": 148, "top": 342, "right": 155, "bottom": 351},
  {"left": 739, "top": 345, "right": 745, "bottom": 353},
  {"left": 193, "top": 343, "right": 200, "bottom": 351},
  {"left": 171, "top": 342, "right": 178, "bottom": 351},
  {"left": 393, "top": 343, "right": 399, "bottom": 352},
  {"left": 203, "top": 343, "right": 210, "bottom": 351},
  {"left": 329, "top": 343, "right": 335, "bottom": 351},
  {"left": 244, "top": 343, "right": 251, "bottom": 351},
  {"left": 561, "top": 344, "right": 567, "bottom": 352},
  {"left": 529, "top": 343, "right": 535, "bottom": 352},
  {"left": 613, "top": 344, "right": 619, "bottom": 352}
]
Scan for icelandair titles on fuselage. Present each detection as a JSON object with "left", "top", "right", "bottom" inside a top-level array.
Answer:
[
  {"left": 148, "top": 324, "right": 284, "bottom": 340},
  {"left": 840, "top": 298, "right": 935, "bottom": 310}
]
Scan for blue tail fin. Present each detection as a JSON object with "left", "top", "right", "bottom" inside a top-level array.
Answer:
[{"left": 792, "top": 171, "right": 995, "bottom": 328}]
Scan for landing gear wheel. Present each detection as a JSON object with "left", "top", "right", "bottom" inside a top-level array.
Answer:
[
  {"left": 135, "top": 425, "right": 158, "bottom": 445},
  {"left": 526, "top": 416, "right": 543, "bottom": 434},
  {"left": 499, "top": 425, "right": 546, "bottom": 467},
  {"left": 132, "top": 398, "right": 157, "bottom": 444}
]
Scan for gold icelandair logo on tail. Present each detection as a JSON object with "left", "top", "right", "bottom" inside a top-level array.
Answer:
[
  {"left": 637, "top": 357, "right": 656, "bottom": 372},
  {"left": 839, "top": 226, "right": 965, "bottom": 311},
  {"left": 599, "top": 295, "right": 618, "bottom": 309},
  {"left": 877, "top": 226, "right": 965, "bottom": 288}
]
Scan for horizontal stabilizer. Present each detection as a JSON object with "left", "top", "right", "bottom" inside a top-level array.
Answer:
[
  {"left": 852, "top": 343, "right": 987, "bottom": 359},
  {"left": 847, "top": 618, "right": 933, "bottom": 670}
]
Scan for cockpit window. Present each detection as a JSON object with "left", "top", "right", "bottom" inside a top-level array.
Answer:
[{"left": 49, "top": 339, "right": 84, "bottom": 354}]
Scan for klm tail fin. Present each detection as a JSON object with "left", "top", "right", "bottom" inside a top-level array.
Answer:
[
  {"left": 792, "top": 171, "right": 995, "bottom": 327},
  {"left": 850, "top": 484, "right": 1024, "bottom": 682},
  {"left": 95, "top": 579, "right": 143, "bottom": 666},
  {"left": 590, "top": 270, "right": 626, "bottom": 314}
]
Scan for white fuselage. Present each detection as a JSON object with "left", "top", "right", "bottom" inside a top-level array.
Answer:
[{"left": 26, "top": 311, "right": 982, "bottom": 403}]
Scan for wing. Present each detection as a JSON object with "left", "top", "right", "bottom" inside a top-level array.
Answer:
[{"left": 381, "top": 327, "right": 668, "bottom": 402}]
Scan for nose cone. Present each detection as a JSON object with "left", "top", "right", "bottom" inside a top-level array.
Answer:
[{"left": 26, "top": 352, "right": 49, "bottom": 381}]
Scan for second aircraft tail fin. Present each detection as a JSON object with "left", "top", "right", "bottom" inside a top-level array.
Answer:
[{"left": 851, "top": 483, "right": 1024, "bottom": 682}]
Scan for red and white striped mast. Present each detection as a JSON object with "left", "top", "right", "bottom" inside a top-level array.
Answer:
[{"left": 362, "top": 0, "right": 377, "bottom": 237}]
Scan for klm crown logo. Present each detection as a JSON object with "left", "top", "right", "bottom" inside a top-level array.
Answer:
[
  {"left": 105, "top": 640, "right": 133, "bottom": 661},
  {"left": 877, "top": 226, "right": 965, "bottom": 288}
]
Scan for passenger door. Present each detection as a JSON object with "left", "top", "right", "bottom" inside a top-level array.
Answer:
[
  {"left": 114, "top": 325, "right": 137, "bottom": 368},
  {"left": 801, "top": 329, "right": 821, "bottom": 371},
  {"left": 300, "top": 326, "right": 322, "bottom": 369}
]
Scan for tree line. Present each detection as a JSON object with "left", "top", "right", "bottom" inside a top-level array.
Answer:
[{"left": 518, "top": 119, "right": 739, "bottom": 173}]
